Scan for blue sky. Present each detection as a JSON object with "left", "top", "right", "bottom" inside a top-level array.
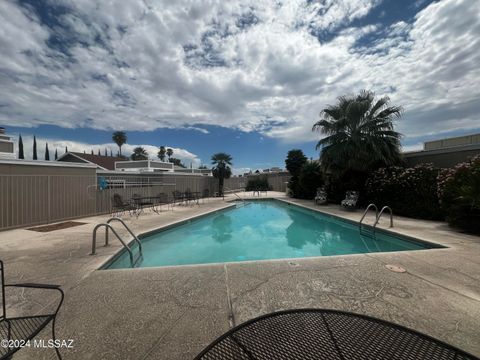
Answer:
[{"left": 1, "top": 0, "right": 479, "bottom": 173}]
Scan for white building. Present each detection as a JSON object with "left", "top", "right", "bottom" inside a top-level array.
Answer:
[{"left": 0, "top": 127, "right": 15, "bottom": 159}]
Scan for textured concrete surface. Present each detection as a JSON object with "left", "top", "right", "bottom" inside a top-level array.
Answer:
[{"left": 0, "top": 192, "right": 479, "bottom": 359}]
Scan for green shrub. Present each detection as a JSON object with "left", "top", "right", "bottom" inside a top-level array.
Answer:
[
  {"left": 326, "top": 169, "right": 369, "bottom": 205},
  {"left": 245, "top": 176, "right": 271, "bottom": 191},
  {"left": 366, "top": 164, "right": 443, "bottom": 220},
  {"left": 298, "top": 162, "right": 324, "bottom": 199},
  {"left": 437, "top": 155, "right": 480, "bottom": 233}
]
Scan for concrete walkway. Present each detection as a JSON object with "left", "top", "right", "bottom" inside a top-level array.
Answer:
[{"left": 1, "top": 192, "right": 479, "bottom": 359}]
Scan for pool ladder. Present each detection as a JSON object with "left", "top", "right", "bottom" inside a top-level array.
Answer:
[
  {"left": 359, "top": 204, "right": 393, "bottom": 239},
  {"left": 91, "top": 217, "right": 143, "bottom": 267},
  {"left": 224, "top": 187, "right": 248, "bottom": 207}
]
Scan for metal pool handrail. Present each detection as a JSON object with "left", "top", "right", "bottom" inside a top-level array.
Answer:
[
  {"left": 373, "top": 206, "right": 394, "bottom": 234},
  {"left": 359, "top": 203, "right": 378, "bottom": 238}
]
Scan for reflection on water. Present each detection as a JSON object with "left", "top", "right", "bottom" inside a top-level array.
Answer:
[{"left": 212, "top": 214, "right": 233, "bottom": 243}]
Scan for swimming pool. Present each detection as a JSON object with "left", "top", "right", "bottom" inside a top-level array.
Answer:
[{"left": 104, "top": 199, "right": 442, "bottom": 269}]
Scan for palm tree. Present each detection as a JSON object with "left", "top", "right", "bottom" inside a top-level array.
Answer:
[
  {"left": 166, "top": 148, "right": 173, "bottom": 160},
  {"left": 211, "top": 153, "right": 233, "bottom": 196},
  {"left": 131, "top": 146, "right": 148, "bottom": 161},
  {"left": 312, "top": 90, "right": 402, "bottom": 174},
  {"left": 112, "top": 131, "right": 127, "bottom": 156},
  {"left": 158, "top": 146, "right": 166, "bottom": 161}
]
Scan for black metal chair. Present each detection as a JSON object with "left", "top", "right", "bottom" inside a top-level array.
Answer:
[
  {"left": 0, "top": 260, "right": 64, "bottom": 360},
  {"left": 172, "top": 190, "right": 184, "bottom": 206},
  {"left": 154, "top": 193, "right": 172, "bottom": 211},
  {"left": 112, "top": 193, "right": 137, "bottom": 217}
]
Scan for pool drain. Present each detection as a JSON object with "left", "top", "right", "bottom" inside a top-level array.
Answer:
[{"left": 385, "top": 264, "right": 406, "bottom": 273}]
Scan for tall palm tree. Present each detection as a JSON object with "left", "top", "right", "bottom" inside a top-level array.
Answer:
[
  {"left": 112, "top": 131, "right": 127, "bottom": 156},
  {"left": 158, "top": 146, "right": 166, "bottom": 161},
  {"left": 166, "top": 148, "right": 173, "bottom": 160},
  {"left": 312, "top": 90, "right": 402, "bottom": 174},
  {"left": 131, "top": 146, "right": 148, "bottom": 161},
  {"left": 211, "top": 153, "right": 233, "bottom": 196}
]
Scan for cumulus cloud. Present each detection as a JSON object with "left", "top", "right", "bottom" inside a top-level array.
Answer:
[
  {"left": 14, "top": 135, "right": 201, "bottom": 167},
  {"left": 0, "top": 0, "right": 478, "bottom": 144}
]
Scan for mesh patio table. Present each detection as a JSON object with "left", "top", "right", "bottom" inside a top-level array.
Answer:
[{"left": 194, "top": 309, "right": 479, "bottom": 360}]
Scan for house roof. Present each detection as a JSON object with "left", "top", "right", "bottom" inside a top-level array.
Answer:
[{"left": 57, "top": 151, "right": 124, "bottom": 170}]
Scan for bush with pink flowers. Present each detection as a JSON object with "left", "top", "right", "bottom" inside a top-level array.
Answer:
[
  {"left": 437, "top": 155, "right": 480, "bottom": 233},
  {"left": 366, "top": 164, "right": 443, "bottom": 220}
]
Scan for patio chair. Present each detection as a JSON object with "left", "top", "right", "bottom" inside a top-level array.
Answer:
[
  {"left": 184, "top": 189, "right": 199, "bottom": 205},
  {"left": 202, "top": 189, "right": 210, "bottom": 203},
  {"left": 112, "top": 193, "right": 137, "bottom": 217},
  {"left": 154, "top": 193, "right": 172, "bottom": 211},
  {"left": 172, "top": 190, "right": 184, "bottom": 206},
  {"left": 314, "top": 187, "right": 328, "bottom": 205},
  {"left": 341, "top": 191, "right": 359, "bottom": 210},
  {"left": 0, "top": 260, "right": 64, "bottom": 360}
]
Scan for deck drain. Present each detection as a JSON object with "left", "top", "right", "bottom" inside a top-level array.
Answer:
[{"left": 385, "top": 264, "right": 406, "bottom": 273}]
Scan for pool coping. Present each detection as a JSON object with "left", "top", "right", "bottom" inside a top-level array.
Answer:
[{"left": 100, "top": 197, "right": 447, "bottom": 271}]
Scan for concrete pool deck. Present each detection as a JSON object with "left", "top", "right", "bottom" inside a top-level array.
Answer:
[{"left": 0, "top": 192, "right": 479, "bottom": 359}]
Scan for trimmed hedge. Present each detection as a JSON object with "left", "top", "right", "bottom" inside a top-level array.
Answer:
[
  {"left": 366, "top": 164, "right": 443, "bottom": 220},
  {"left": 437, "top": 155, "right": 480, "bottom": 234}
]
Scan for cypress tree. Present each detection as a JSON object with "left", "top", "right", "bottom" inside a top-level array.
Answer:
[
  {"left": 65, "top": 146, "right": 68, "bottom": 153},
  {"left": 54, "top": 148, "right": 58, "bottom": 160},
  {"left": 104, "top": 148, "right": 107, "bottom": 156},
  {"left": 18, "top": 134, "right": 24, "bottom": 159},
  {"left": 97, "top": 149, "right": 100, "bottom": 156},
  {"left": 91, "top": 149, "right": 94, "bottom": 155},
  {"left": 110, "top": 149, "right": 113, "bottom": 157},
  {"left": 33, "top": 136, "right": 38, "bottom": 160},
  {"left": 45, "top": 143, "right": 50, "bottom": 160}
]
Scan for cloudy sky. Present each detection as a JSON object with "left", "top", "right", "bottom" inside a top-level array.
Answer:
[{"left": 1, "top": 0, "right": 479, "bottom": 173}]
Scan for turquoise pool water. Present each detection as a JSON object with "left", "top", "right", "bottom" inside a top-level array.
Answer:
[{"left": 105, "top": 200, "right": 440, "bottom": 269}]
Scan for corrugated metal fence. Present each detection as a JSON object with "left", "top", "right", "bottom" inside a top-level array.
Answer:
[{"left": 0, "top": 172, "right": 290, "bottom": 230}]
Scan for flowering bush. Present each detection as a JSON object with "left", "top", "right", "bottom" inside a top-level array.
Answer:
[
  {"left": 437, "top": 155, "right": 480, "bottom": 233},
  {"left": 366, "top": 164, "right": 443, "bottom": 220}
]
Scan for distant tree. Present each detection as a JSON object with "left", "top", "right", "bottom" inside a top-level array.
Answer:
[
  {"left": 97, "top": 149, "right": 100, "bottom": 156},
  {"left": 55, "top": 148, "right": 58, "bottom": 160},
  {"left": 285, "top": 149, "right": 308, "bottom": 198},
  {"left": 110, "top": 149, "right": 113, "bottom": 157},
  {"left": 104, "top": 148, "right": 107, "bottom": 156},
  {"left": 198, "top": 165, "right": 208, "bottom": 169},
  {"left": 112, "top": 131, "right": 127, "bottom": 156},
  {"left": 168, "top": 157, "right": 185, "bottom": 167},
  {"left": 157, "top": 146, "right": 166, "bottom": 161},
  {"left": 45, "top": 143, "right": 50, "bottom": 161},
  {"left": 255, "top": 169, "right": 260, "bottom": 174},
  {"left": 91, "top": 150, "right": 94, "bottom": 155},
  {"left": 33, "top": 136, "right": 38, "bottom": 160},
  {"left": 18, "top": 134, "right": 24, "bottom": 159},
  {"left": 131, "top": 146, "right": 148, "bottom": 161},
  {"left": 211, "top": 153, "right": 233, "bottom": 196},
  {"left": 83, "top": 150, "right": 86, "bottom": 154},
  {"left": 65, "top": 146, "right": 68, "bottom": 153},
  {"left": 285, "top": 149, "right": 307, "bottom": 177},
  {"left": 166, "top": 148, "right": 173, "bottom": 160}
]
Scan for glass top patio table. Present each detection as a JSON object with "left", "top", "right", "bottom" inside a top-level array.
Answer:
[{"left": 194, "top": 309, "right": 479, "bottom": 360}]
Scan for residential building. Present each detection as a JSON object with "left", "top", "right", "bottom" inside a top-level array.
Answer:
[{"left": 57, "top": 151, "right": 125, "bottom": 171}]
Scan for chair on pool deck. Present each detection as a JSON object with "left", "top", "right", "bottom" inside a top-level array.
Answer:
[
  {"left": 112, "top": 193, "right": 137, "bottom": 217},
  {"left": 154, "top": 193, "right": 172, "bottom": 211},
  {"left": 184, "top": 189, "right": 199, "bottom": 205},
  {"left": 0, "top": 260, "right": 64, "bottom": 360},
  {"left": 202, "top": 189, "right": 210, "bottom": 203},
  {"left": 314, "top": 187, "right": 328, "bottom": 205},
  {"left": 341, "top": 191, "right": 359, "bottom": 210},
  {"left": 172, "top": 190, "right": 185, "bottom": 206}
]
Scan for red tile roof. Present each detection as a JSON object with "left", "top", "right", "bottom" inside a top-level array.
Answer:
[{"left": 64, "top": 152, "right": 125, "bottom": 170}]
